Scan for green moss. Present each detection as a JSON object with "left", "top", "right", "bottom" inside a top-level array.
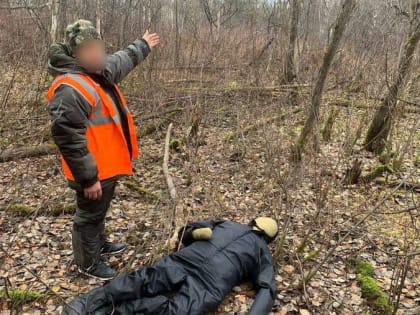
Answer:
[
  {"left": 6, "top": 204, "right": 36, "bottom": 216},
  {"left": 170, "top": 139, "right": 184, "bottom": 153},
  {"left": 229, "top": 81, "right": 238, "bottom": 89},
  {"left": 0, "top": 289, "right": 44, "bottom": 303},
  {"left": 48, "top": 203, "right": 76, "bottom": 216},
  {"left": 301, "top": 248, "right": 322, "bottom": 264},
  {"left": 379, "top": 150, "right": 395, "bottom": 164},
  {"left": 139, "top": 123, "right": 160, "bottom": 137},
  {"left": 363, "top": 164, "right": 394, "bottom": 182},
  {"left": 5, "top": 203, "right": 77, "bottom": 217},
  {"left": 357, "top": 260, "right": 375, "bottom": 277},
  {"left": 356, "top": 274, "right": 393, "bottom": 314},
  {"left": 347, "top": 257, "right": 393, "bottom": 315},
  {"left": 139, "top": 119, "right": 172, "bottom": 137},
  {"left": 125, "top": 180, "right": 159, "bottom": 203}
]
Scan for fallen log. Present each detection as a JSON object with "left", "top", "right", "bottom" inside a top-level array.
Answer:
[
  {"left": 124, "top": 179, "right": 159, "bottom": 203},
  {"left": 140, "top": 107, "right": 184, "bottom": 121},
  {"left": 3, "top": 202, "right": 76, "bottom": 217},
  {"left": 0, "top": 143, "right": 58, "bottom": 163},
  {"left": 385, "top": 180, "right": 420, "bottom": 193},
  {"left": 224, "top": 108, "right": 302, "bottom": 141},
  {"left": 162, "top": 123, "right": 187, "bottom": 251}
]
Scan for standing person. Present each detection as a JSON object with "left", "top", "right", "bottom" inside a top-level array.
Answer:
[{"left": 46, "top": 19, "right": 160, "bottom": 280}]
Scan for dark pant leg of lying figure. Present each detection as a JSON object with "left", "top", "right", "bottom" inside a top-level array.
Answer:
[
  {"left": 64, "top": 258, "right": 220, "bottom": 315},
  {"left": 63, "top": 218, "right": 279, "bottom": 315},
  {"left": 110, "top": 276, "right": 219, "bottom": 314},
  {"left": 63, "top": 260, "right": 186, "bottom": 314}
]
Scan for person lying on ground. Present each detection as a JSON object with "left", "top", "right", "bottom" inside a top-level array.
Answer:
[{"left": 63, "top": 217, "right": 278, "bottom": 315}]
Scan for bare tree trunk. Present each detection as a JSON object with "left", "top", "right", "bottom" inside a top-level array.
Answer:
[
  {"left": 57, "top": 0, "right": 67, "bottom": 40},
  {"left": 146, "top": 0, "right": 153, "bottom": 29},
  {"left": 174, "top": 0, "right": 180, "bottom": 66},
  {"left": 215, "top": 6, "right": 221, "bottom": 43},
  {"left": 290, "top": 0, "right": 357, "bottom": 162},
  {"left": 364, "top": 0, "right": 420, "bottom": 154},
  {"left": 95, "top": 0, "right": 102, "bottom": 35},
  {"left": 50, "top": 0, "right": 60, "bottom": 43},
  {"left": 283, "top": 0, "right": 299, "bottom": 83}
]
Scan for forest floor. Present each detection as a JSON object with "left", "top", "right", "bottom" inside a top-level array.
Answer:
[{"left": 0, "top": 68, "right": 419, "bottom": 315}]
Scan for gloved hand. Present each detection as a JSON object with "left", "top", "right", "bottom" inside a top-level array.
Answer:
[{"left": 192, "top": 227, "right": 212, "bottom": 240}]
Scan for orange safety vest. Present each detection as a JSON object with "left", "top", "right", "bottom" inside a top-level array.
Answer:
[{"left": 46, "top": 73, "right": 139, "bottom": 182}]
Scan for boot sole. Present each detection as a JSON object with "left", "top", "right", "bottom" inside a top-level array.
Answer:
[
  {"left": 100, "top": 246, "right": 127, "bottom": 256},
  {"left": 77, "top": 267, "right": 116, "bottom": 281}
]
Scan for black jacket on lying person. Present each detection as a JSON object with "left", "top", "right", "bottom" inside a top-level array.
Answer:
[{"left": 63, "top": 220, "right": 277, "bottom": 315}]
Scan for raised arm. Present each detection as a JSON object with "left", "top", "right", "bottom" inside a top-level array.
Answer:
[
  {"left": 248, "top": 246, "right": 277, "bottom": 315},
  {"left": 104, "top": 30, "right": 160, "bottom": 84}
]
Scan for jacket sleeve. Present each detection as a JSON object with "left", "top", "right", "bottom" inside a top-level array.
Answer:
[
  {"left": 248, "top": 246, "right": 276, "bottom": 315},
  {"left": 104, "top": 39, "right": 151, "bottom": 84},
  {"left": 47, "top": 85, "right": 99, "bottom": 188},
  {"left": 178, "top": 220, "right": 225, "bottom": 246}
]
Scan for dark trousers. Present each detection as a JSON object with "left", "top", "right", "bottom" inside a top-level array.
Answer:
[
  {"left": 64, "top": 257, "right": 220, "bottom": 315},
  {"left": 72, "top": 179, "right": 117, "bottom": 268}
]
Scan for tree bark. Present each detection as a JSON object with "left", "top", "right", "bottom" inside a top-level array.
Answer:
[
  {"left": 364, "top": 0, "right": 420, "bottom": 154},
  {"left": 162, "top": 123, "right": 186, "bottom": 251},
  {"left": 283, "top": 0, "right": 299, "bottom": 83},
  {"left": 95, "top": 0, "right": 102, "bottom": 34},
  {"left": 290, "top": 0, "right": 357, "bottom": 162},
  {"left": 174, "top": 0, "right": 180, "bottom": 66},
  {"left": 0, "top": 143, "right": 58, "bottom": 163},
  {"left": 50, "top": 0, "right": 60, "bottom": 43}
]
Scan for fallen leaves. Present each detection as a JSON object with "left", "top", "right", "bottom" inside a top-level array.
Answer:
[
  {"left": 283, "top": 265, "right": 295, "bottom": 274},
  {"left": 0, "top": 87, "right": 419, "bottom": 315}
]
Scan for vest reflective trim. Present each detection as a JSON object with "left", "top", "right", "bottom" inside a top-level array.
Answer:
[
  {"left": 82, "top": 76, "right": 123, "bottom": 126},
  {"left": 101, "top": 91, "right": 122, "bottom": 125},
  {"left": 51, "top": 73, "right": 100, "bottom": 106},
  {"left": 52, "top": 73, "right": 123, "bottom": 127}
]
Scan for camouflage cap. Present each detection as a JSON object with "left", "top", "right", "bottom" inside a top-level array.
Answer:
[{"left": 65, "top": 19, "right": 101, "bottom": 51}]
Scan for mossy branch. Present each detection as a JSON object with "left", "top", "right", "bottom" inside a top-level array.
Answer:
[
  {"left": 0, "top": 143, "right": 58, "bottom": 163},
  {"left": 3, "top": 203, "right": 76, "bottom": 217},
  {"left": 0, "top": 289, "right": 45, "bottom": 303},
  {"left": 347, "top": 257, "right": 393, "bottom": 315},
  {"left": 124, "top": 179, "right": 159, "bottom": 203},
  {"left": 225, "top": 108, "right": 301, "bottom": 141}
]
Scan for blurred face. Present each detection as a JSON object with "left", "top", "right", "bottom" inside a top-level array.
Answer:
[{"left": 72, "top": 39, "right": 106, "bottom": 73}]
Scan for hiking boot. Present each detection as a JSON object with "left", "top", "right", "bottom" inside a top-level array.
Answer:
[
  {"left": 78, "top": 261, "right": 117, "bottom": 281},
  {"left": 100, "top": 242, "right": 127, "bottom": 256}
]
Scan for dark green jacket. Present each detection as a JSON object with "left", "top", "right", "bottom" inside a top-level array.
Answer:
[{"left": 47, "top": 40, "right": 150, "bottom": 188}]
